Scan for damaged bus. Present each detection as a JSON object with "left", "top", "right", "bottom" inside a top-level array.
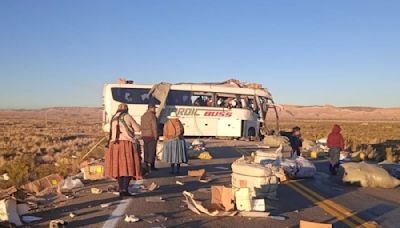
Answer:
[{"left": 102, "top": 79, "right": 279, "bottom": 140}]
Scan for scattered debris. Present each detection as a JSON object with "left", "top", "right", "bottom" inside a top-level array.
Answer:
[
  {"left": 21, "top": 215, "right": 42, "bottom": 223},
  {"left": 80, "top": 162, "right": 105, "bottom": 181},
  {"left": 269, "top": 215, "right": 287, "bottom": 221},
  {"left": 100, "top": 203, "right": 111, "bottom": 208},
  {"left": 21, "top": 174, "right": 63, "bottom": 195},
  {"left": 188, "top": 169, "right": 206, "bottom": 179},
  {"left": 49, "top": 219, "right": 68, "bottom": 228},
  {"left": 69, "top": 212, "right": 76, "bottom": 218},
  {"left": 198, "top": 152, "right": 213, "bottom": 160},
  {"left": 182, "top": 191, "right": 237, "bottom": 217},
  {"left": 238, "top": 211, "right": 270, "bottom": 218},
  {"left": 124, "top": 214, "right": 140, "bottom": 223},
  {"left": 0, "top": 198, "right": 23, "bottom": 226},
  {"left": 0, "top": 186, "right": 17, "bottom": 200},
  {"left": 146, "top": 182, "right": 159, "bottom": 192},
  {"left": 91, "top": 188, "right": 103, "bottom": 194},
  {"left": 176, "top": 181, "right": 184, "bottom": 186},
  {"left": 61, "top": 177, "right": 84, "bottom": 190},
  {"left": 146, "top": 196, "right": 165, "bottom": 203},
  {"left": 300, "top": 220, "right": 332, "bottom": 228},
  {"left": 141, "top": 213, "right": 167, "bottom": 224},
  {"left": 215, "top": 167, "right": 229, "bottom": 171},
  {"left": 211, "top": 186, "right": 235, "bottom": 212}
]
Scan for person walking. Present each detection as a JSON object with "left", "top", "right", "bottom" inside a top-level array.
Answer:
[
  {"left": 104, "top": 103, "right": 142, "bottom": 197},
  {"left": 162, "top": 112, "right": 188, "bottom": 175},
  {"left": 327, "top": 124, "right": 345, "bottom": 175},
  {"left": 141, "top": 103, "right": 159, "bottom": 173}
]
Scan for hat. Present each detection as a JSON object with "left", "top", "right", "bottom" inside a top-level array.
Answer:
[
  {"left": 148, "top": 98, "right": 157, "bottom": 108},
  {"left": 117, "top": 103, "right": 128, "bottom": 112},
  {"left": 167, "top": 112, "right": 179, "bottom": 119}
]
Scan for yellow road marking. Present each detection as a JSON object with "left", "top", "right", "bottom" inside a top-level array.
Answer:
[
  {"left": 291, "top": 181, "right": 368, "bottom": 225},
  {"left": 288, "top": 182, "right": 358, "bottom": 227}
]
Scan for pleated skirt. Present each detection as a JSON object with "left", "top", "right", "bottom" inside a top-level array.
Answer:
[
  {"left": 104, "top": 140, "right": 141, "bottom": 179},
  {"left": 162, "top": 138, "right": 188, "bottom": 164}
]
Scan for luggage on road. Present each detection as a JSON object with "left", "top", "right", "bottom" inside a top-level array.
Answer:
[
  {"left": 280, "top": 157, "right": 316, "bottom": 179},
  {"left": 341, "top": 162, "right": 400, "bottom": 188}
]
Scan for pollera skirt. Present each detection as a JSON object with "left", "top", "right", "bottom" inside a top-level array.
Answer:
[
  {"left": 104, "top": 140, "right": 141, "bottom": 179},
  {"left": 162, "top": 138, "right": 188, "bottom": 164}
]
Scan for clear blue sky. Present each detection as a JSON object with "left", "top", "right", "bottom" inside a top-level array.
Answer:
[{"left": 1, "top": 0, "right": 399, "bottom": 108}]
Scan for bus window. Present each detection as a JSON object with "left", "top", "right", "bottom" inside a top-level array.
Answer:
[
  {"left": 216, "top": 94, "right": 238, "bottom": 109},
  {"left": 111, "top": 88, "right": 160, "bottom": 104},
  {"left": 191, "top": 92, "right": 214, "bottom": 107},
  {"left": 166, "top": 90, "right": 192, "bottom": 106}
]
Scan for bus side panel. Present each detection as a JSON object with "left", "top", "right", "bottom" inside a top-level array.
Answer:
[{"left": 217, "top": 118, "right": 242, "bottom": 137}]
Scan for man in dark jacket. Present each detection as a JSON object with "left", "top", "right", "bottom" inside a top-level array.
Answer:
[
  {"left": 141, "top": 104, "right": 159, "bottom": 173},
  {"left": 281, "top": 126, "right": 303, "bottom": 157}
]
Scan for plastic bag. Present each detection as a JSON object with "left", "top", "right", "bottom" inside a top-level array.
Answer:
[
  {"left": 280, "top": 157, "right": 316, "bottom": 178},
  {"left": 341, "top": 162, "right": 400, "bottom": 188}
]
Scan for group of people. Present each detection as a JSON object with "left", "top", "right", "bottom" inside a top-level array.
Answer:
[
  {"left": 103, "top": 103, "right": 188, "bottom": 197},
  {"left": 282, "top": 124, "right": 345, "bottom": 176}
]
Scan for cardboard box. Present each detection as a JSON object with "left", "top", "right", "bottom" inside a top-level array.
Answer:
[
  {"left": 211, "top": 186, "right": 235, "bottom": 212},
  {"left": 21, "top": 174, "right": 63, "bottom": 194},
  {"left": 188, "top": 169, "right": 206, "bottom": 179},
  {"left": 300, "top": 220, "right": 332, "bottom": 228},
  {"left": 81, "top": 164, "right": 105, "bottom": 180}
]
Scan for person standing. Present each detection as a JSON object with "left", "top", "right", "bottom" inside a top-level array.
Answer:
[
  {"left": 141, "top": 103, "right": 159, "bottom": 173},
  {"left": 162, "top": 112, "right": 188, "bottom": 175},
  {"left": 281, "top": 126, "right": 303, "bottom": 157},
  {"left": 104, "top": 103, "right": 142, "bottom": 197},
  {"left": 327, "top": 124, "right": 345, "bottom": 175}
]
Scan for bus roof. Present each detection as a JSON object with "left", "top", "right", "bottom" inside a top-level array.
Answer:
[{"left": 104, "top": 79, "right": 273, "bottom": 99}]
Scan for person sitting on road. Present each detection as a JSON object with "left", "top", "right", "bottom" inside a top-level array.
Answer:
[
  {"left": 104, "top": 103, "right": 142, "bottom": 198},
  {"left": 280, "top": 126, "right": 303, "bottom": 157},
  {"left": 162, "top": 112, "right": 188, "bottom": 175},
  {"left": 327, "top": 124, "right": 345, "bottom": 176}
]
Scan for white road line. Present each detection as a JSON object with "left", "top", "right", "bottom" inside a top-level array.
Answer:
[
  {"left": 101, "top": 198, "right": 133, "bottom": 228},
  {"left": 101, "top": 180, "right": 142, "bottom": 228}
]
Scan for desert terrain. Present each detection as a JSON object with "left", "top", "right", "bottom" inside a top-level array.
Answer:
[{"left": 0, "top": 105, "right": 399, "bottom": 188}]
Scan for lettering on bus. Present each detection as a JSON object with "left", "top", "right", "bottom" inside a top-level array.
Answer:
[{"left": 172, "top": 108, "right": 232, "bottom": 117}]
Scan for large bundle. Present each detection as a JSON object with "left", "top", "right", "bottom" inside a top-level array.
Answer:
[
  {"left": 341, "top": 162, "right": 400, "bottom": 188},
  {"left": 280, "top": 157, "right": 316, "bottom": 179},
  {"left": 231, "top": 158, "right": 279, "bottom": 200},
  {"left": 263, "top": 136, "right": 289, "bottom": 148}
]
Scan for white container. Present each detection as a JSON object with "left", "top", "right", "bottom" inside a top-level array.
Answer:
[
  {"left": 252, "top": 199, "right": 266, "bottom": 212},
  {"left": 235, "top": 188, "right": 251, "bottom": 212}
]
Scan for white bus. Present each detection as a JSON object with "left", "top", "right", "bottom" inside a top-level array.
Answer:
[{"left": 102, "top": 80, "right": 279, "bottom": 139}]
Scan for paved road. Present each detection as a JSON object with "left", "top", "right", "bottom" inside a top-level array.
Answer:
[{"left": 31, "top": 140, "right": 400, "bottom": 228}]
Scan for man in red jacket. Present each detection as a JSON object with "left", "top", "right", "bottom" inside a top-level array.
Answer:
[{"left": 327, "top": 124, "right": 345, "bottom": 175}]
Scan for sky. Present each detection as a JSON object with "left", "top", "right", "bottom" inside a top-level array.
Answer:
[{"left": 0, "top": 0, "right": 399, "bottom": 109}]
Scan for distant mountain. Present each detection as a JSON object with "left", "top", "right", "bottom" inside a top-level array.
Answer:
[
  {"left": 1, "top": 105, "right": 399, "bottom": 122},
  {"left": 267, "top": 104, "right": 400, "bottom": 121}
]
